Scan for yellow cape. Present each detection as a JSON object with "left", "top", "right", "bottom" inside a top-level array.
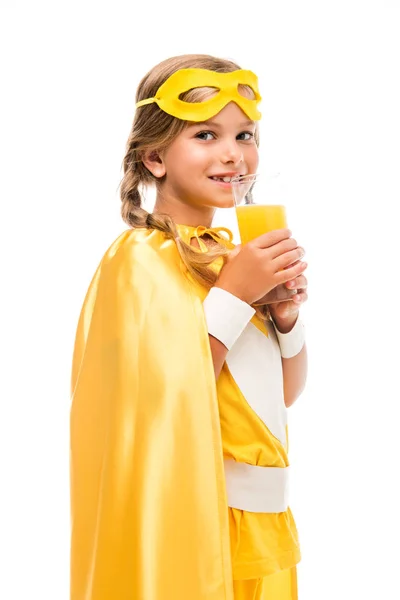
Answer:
[{"left": 70, "top": 227, "right": 234, "bottom": 599}]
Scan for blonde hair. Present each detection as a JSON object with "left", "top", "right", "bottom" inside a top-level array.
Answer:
[{"left": 120, "top": 54, "right": 265, "bottom": 312}]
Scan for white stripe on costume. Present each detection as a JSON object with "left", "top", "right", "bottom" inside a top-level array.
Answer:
[{"left": 226, "top": 320, "right": 287, "bottom": 448}]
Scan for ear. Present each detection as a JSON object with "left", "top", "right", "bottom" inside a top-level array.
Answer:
[{"left": 142, "top": 149, "right": 166, "bottom": 178}]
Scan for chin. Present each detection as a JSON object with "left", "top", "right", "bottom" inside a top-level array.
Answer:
[
  {"left": 210, "top": 194, "right": 235, "bottom": 210},
  {"left": 214, "top": 199, "right": 235, "bottom": 210}
]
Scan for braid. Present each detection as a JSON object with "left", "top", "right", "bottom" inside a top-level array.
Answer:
[{"left": 120, "top": 143, "right": 149, "bottom": 227}]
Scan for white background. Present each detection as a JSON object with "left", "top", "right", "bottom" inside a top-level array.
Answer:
[{"left": 1, "top": 1, "right": 399, "bottom": 598}]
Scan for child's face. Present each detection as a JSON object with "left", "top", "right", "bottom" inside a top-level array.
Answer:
[{"left": 155, "top": 102, "right": 259, "bottom": 223}]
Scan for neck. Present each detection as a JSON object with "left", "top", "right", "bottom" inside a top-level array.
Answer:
[{"left": 153, "top": 194, "right": 215, "bottom": 228}]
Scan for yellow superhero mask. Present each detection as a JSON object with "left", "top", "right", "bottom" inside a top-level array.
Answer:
[{"left": 135, "top": 68, "right": 262, "bottom": 121}]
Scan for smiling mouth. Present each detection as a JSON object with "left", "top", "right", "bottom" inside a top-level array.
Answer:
[{"left": 209, "top": 176, "right": 241, "bottom": 183}]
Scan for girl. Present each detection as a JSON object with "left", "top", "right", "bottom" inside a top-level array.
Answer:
[{"left": 70, "top": 53, "right": 308, "bottom": 600}]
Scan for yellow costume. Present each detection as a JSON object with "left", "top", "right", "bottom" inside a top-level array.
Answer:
[{"left": 70, "top": 225, "right": 300, "bottom": 599}]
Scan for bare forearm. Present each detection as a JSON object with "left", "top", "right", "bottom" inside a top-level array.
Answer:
[
  {"left": 282, "top": 344, "right": 308, "bottom": 407},
  {"left": 208, "top": 334, "right": 229, "bottom": 379}
]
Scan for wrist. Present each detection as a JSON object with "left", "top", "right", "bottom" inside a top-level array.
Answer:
[
  {"left": 271, "top": 311, "right": 299, "bottom": 334},
  {"left": 214, "top": 283, "right": 249, "bottom": 305}
]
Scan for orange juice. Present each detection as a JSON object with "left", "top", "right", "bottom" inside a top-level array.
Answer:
[{"left": 236, "top": 204, "right": 287, "bottom": 245}]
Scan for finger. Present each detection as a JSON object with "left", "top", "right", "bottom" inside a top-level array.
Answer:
[
  {"left": 285, "top": 274, "right": 308, "bottom": 290},
  {"left": 267, "top": 237, "right": 298, "bottom": 260},
  {"left": 252, "top": 228, "right": 292, "bottom": 249},
  {"left": 292, "top": 291, "right": 308, "bottom": 304},
  {"left": 274, "top": 246, "right": 305, "bottom": 270},
  {"left": 276, "top": 261, "right": 307, "bottom": 285}
]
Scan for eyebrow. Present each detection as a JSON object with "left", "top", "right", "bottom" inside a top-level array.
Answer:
[{"left": 188, "top": 119, "right": 255, "bottom": 128}]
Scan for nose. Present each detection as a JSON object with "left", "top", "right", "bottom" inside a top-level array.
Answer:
[{"left": 220, "top": 140, "right": 243, "bottom": 165}]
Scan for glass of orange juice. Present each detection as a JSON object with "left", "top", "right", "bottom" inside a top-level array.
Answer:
[{"left": 231, "top": 173, "right": 297, "bottom": 304}]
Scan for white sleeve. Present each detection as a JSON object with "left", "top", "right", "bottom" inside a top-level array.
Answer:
[
  {"left": 203, "top": 287, "right": 255, "bottom": 350},
  {"left": 272, "top": 316, "right": 305, "bottom": 358}
]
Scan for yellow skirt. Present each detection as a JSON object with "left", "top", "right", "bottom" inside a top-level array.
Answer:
[{"left": 233, "top": 567, "right": 297, "bottom": 600}]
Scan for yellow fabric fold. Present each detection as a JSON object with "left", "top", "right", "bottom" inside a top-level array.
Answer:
[
  {"left": 177, "top": 223, "right": 234, "bottom": 252},
  {"left": 70, "top": 227, "right": 234, "bottom": 599}
]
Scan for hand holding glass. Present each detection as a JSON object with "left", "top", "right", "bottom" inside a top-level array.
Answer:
[{"left": 231, "top": 173, "right": 298, "bottom": 304}]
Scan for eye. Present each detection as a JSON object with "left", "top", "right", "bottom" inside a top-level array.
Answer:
[
  {"left": 237, "top": 131, "right": 255, "bottom": 141},
  {"left": 195, "top": 131, "right": 216, "bottom": 141}
]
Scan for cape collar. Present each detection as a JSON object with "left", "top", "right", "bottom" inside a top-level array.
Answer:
[{"left": 176, "top": 224, "right": 235, "bottom": 250}]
